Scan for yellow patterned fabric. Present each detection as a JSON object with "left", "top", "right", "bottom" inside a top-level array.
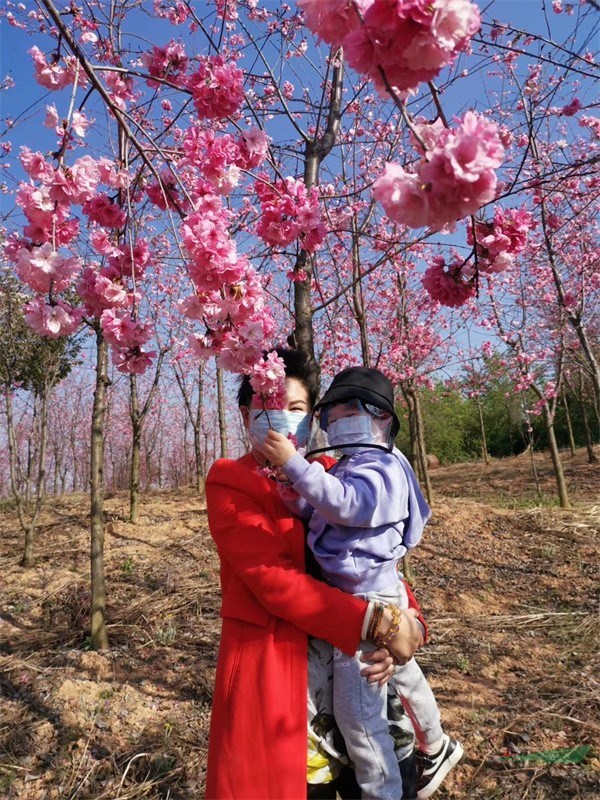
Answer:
[
  {"left": 307, "top": 637, "right": 347, "bottom": 785},
  {"left": 307, "top": 730, "right": 341, "bottom": 785}
]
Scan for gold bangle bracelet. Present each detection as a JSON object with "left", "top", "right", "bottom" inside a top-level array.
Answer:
[{"left": 367, "top": 602, "right": 385, "bottom": 642}]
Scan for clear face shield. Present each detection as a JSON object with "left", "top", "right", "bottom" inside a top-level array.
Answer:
[{"left": 305, "top": 398, "right": 394, "bottom": 457}]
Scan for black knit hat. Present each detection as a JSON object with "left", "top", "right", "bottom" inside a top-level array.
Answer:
[{"left": 316, "top": 367, "right": 400, "bottom": 438}]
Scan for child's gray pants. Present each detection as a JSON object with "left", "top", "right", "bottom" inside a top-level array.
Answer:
[{"left": 333, "top": 580, "right": 443, "bottom": 800}]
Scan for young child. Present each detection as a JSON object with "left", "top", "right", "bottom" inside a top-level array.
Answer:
[{"left": 258, "top": 366, "right": 463, "bottom": 800}]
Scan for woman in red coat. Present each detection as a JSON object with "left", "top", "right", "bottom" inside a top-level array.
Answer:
[{"left": 205, "top": 349, "right": 425, "bottom": 800}]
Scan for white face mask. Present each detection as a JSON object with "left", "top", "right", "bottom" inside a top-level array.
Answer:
[
  {"left": 248, "top": 409, "right": 311, "bottom": 449},
  {"left": 326, "top": 415, "right": 374, "bottom": 448}
]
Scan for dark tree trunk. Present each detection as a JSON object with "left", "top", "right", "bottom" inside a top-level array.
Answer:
[
  {"left": 542, "top": 402, "right": 570, "bottom": 508},
  {"left": 90, "top": 333, "right": 110, "bottom": 650},
  {"left": 406, "top": 384, "right": 432, "bottom": 505},
  {"left": 476, "top": 397, "right": 490, "bottom": 465},
  {"left": 578, "top": 375, "right": 598, "bottom": 464},
  {"left": 129, "top": 375, "right": 141, "bottom": 524},
  {"left": 561, "top": 389, "right": 576, "bottom": 457},
  {"left": 217, "top": 366, "right": 228, "bottom": 459},
  {"left": 291, "top": 51, "right": 344, "bottom": 365}
]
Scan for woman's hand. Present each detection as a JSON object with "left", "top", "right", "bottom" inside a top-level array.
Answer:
[
  {"left": 360, "top": 648, "right": 395, "bottom": 686},
  {"left": 378, "top": 607, "right": 424, "bottom": 665}
]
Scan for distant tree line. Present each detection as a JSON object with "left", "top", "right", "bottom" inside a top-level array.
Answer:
[{"left": 396, "top": 375, "right": 599, "bottom": 466}]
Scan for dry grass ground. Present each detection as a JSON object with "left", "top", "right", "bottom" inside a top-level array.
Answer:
[{"left": 1, "top": 448, "right": 599, "bottom": 799}]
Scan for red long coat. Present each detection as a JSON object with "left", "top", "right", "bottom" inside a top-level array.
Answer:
[{"left": 205, "top": 454, "right": 425, "bottom": 800}]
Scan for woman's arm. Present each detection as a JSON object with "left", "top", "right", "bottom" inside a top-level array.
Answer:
[
  {"left": 206, "top": 468, "right": 423, "bottom": 662},
  {"left": 207, "top": 468, "right": 366, "bottom": 656},
  {"left": 207, "top": 461, "right": 424, "bottom": 662}
]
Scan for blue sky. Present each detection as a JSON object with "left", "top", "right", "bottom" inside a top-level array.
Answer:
[
  {"left": 1, "top": 0, "right": 594, "bottom": 194},
  {"left": 0, "top": 1, "right": 597, "bottom": 387}
]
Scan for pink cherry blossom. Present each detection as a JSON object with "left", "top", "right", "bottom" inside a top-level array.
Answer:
[
  {"left": 255, "top": 174, "right": 326, "bottom": 252},
  {"left": 70, "top": 111, "right": 93, "bottom": 137},
  {"left": 21, "top": 215, "right": 80, "bottom": 248},
  {"left": 431, "top": 0, "right": 481, "bottom": 51},
  {"left": 29, "top": 46, "right": 81, "bottom": 91},
  {"left": 215, "top": 0, "right": 239, "bottom": 21},
  {"left": 343, "top": 0, "right": 480, "bottom": 94},
  {"left": 107, "top": 240, "right": 151, "bottom": 280},
  {"left": 372, "top": 163, "right": 431, "bottom": 228},
  {"left": 287, "top": 269, "right": 309, "bottom": 283},
  {"left": 89, "top": 229, "right": 120, "bottom": 257},
  {"left": 141, "top": 40, "right": 188, "bottom": 87},
  {"left": 43, "top": 105, "right": 92, "bottom": 137},
  {"left": 19, "top": 147, "right": 54, "bottom": 183},
  {"left": 105, "top": 71, "right": 136, "bottom": 111},
  {"left": 422, "top": 254, "right": 476, "bottom": 307},
  {"left": 80, "top": 30, "right": 98, "bottom": 44},
  {"left": 111, "top": 346, "right": 157, "bottom": 375},
  {"left": 236, "top": 127, "right": 271, "bottom": 169},
  {"left": 82, "top": 195, "right": 127, "bottom": 228},
  {"left": 468, "top": 205, "right": 535, "bottom": 272},
  {"left": 23, "top": 297, "right": 83, "bottom": 338},
  {"left": 50, "top": 155, "right": 101, "bottom": 205},
  {"left": 216, "top": 333, "right": 262, "bottom": 373},
  {"left": 100, "top": 309, "right": 154, "bottom": 349},
  {"left": 96, "top": 158, "right": 131, "bottom": 189},
  {"left": 44, "top": 105, "right": 60, "bottom": 130},
  {"left": 153, "top": 0, "right": 190, "bottom": 25},
  {"left": 373, "top": 112, "right": 504, "bottom": 231},
  {"left": 3, "top": 233, "right": 32, "bottom": 263},
  {"left": 186, "top": 55, "right": 244, "bottom": 120},
  {"left": 180, "top": 195, "right": 247, "bottom": 290},
  {"left": 17, "top": 243, "right": 81, "bottom": 293},
  {"left": 559, "top": 98, "right": 582, "bottom": 117},
  {"left": 188, "top": 332, "right": 216, "bottom": 359},
  {"left": 579, "top": 115, "right": 600, "bottom": 138},
  {"left": 249, "top": 351, "right": 287, "bottom": 408},
  {"left": 16, "top": 182, "right": 55, "bottom": 226},
  {"left": 146, "top": 169, "right": 185, "bottom": 211},
  {"left": 77, "top": 266, "right": 131, "bottom": 316},
  {"left": 182, "top": 127, "right": 241, "bottom": 192},
  {"left": 297, "top": 0, "right": 372, "bottom": 48},
  {"left": 179, "top": 294, "right": 213, "bottom": 321}
]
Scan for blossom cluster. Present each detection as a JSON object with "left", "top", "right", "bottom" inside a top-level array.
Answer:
[
  {"left": 29, "top": 46, "right": 84, "bottom": 91},
  {"left": 186, "top": 54, "right": 245, "bottom": 120},
  {"left": 180, "top": 192, "right": 277, "bottom": 378},
  {"left": 7, "top": 136, "right": 156, "bottom": 373},
  {"left": 298, "top": 0, "right": 480, "bottom": 94},
  {"left": 16, "top": 242, "right": 80, "bottom": 294},
  {"left": 153, "top": 0, "right": 190, "bottom": 25},
  {"left": 249, "top": 351, "right": 288, "bottom": 408},
  {"left": 144, "top": 127, "right": 270, "bottom": 208},
  {"left": 421, "top": 253, "right": 476, "bottom": 307},
  {"left": 373, "top": 112, "right": 504, "bottom": 232},
  {"left": 23, "top": 297, "right": 83, "bottom": 338},
  {"left": 141, "top": 39, "right": 189, "bottom": 88},
  {"left": 467, "top": 206, "right": 535, "bottom": 273},
  {"left": 254, "top": 173, "right": 326, "bottom": 252}
]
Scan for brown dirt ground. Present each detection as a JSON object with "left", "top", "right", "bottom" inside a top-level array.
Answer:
[{"left": 1, "top": 448, "right": 599, "bottom": 800}]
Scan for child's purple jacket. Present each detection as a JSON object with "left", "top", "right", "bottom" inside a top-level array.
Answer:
[{"left": 282, "top": 447, "right": 431, "bottom": 594}]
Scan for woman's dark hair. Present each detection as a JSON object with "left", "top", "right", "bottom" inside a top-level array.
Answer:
[{"left": 237, "top": 347, "right": 319, "bottom": 410}]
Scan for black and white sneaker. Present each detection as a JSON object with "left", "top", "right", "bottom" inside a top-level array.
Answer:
[{"left": 416, "top": 735, "right": 464, "bottom": 799}]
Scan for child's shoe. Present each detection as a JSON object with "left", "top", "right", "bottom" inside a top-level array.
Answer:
[{"left": 415, "top": 734, "right": 464, "bottom": 798}]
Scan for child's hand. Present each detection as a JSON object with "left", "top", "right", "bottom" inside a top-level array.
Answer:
[{"left": 259, "top": 429, "right": 298, "bottom": 467}]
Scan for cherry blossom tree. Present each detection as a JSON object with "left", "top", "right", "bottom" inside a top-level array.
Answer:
[
  {"left": 0, "top": 267, "right": 80, "bottom": 565},
  {"left": 2, "top": 0, "right": 598, "bottom": 644}
]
